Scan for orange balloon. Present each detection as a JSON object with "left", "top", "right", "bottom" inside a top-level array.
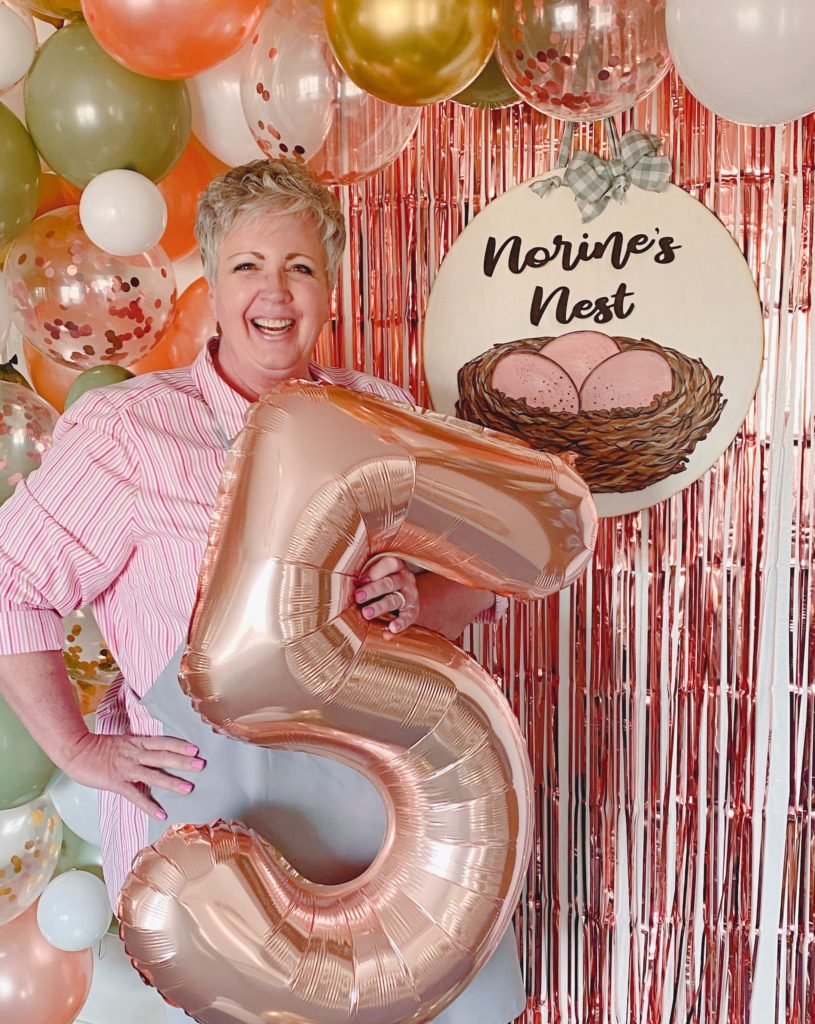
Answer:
[
  {"left": 0, "top": 900, "right": 93, "bottom": 1024},
  {"left": 190, "top": 134, "right": 230, "bottom": 180},
  {"left": 130, "top": 278, "right": 215, "bottom": 373},
  {"left": 81, "top": 0, "right": 267, "bottom": 80},
  {"left": 155, "top": 143, "right": 211, "bottom": 262},
  {"left": 119, "top": 383, "right": 597, "bottom": 1022},
  {"left": 36, "top": 173, "right": 70, "bottom": 216},
  {"left": 57, "top": 177, "right": 81, "bottom": 205},
  {"left": 23, "top": 339, "right": 78, "bottom": 413}
]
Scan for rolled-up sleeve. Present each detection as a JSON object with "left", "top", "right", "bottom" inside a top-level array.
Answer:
[{"left": 0, "top": 392, "right": 137, "bottom": 655}]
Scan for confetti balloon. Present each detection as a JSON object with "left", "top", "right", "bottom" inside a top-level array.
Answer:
[
  {"left": 0, "top": 900, "right": 93, "bottom": 1024},
  {"left": 6, "top": 207, "right": 176, "bottom": 370},
  {"left": 241, "top": 0, "right": 420, "bottom": 184},
  {"left": 0, "top": 794, "right": 62, "bottom": 925},
  {"left": 324, "top": 0, "right": 499, "bottom": 106},
  {"left": 0, "top": 273, "right": 12, "bottom": 353},
  {"left": 497, "top": 0, "right": 671, "bottom": 120},
  {"left": 0, "top": 380, "right": 56, "bottom": 506},
  {"left": 128, "top": 276, "right": 214, "bottom": 373},
  {"left": 61, "top": 605, "right": 121, "bottom": 716}
]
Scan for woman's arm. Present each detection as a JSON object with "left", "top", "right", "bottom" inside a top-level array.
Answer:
[{"left": 0, "top": 650, "right": 204, "bottom": 821}]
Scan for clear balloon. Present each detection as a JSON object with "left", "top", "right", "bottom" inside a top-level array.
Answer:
[
  {"left": 37, "top": 869, "right": 112, "bottom": 950},
  {"left": 0, "top": 900, "right": 93, "bottom": 1024},
  {"left": 47, "top": 774, "right": 101, "bottom": 846},
  {"left": 22, "top": 337, "right": 77, "bottom": 412},
  {"left": 0, "top": 380, "right": 56, "bottom": 506},
  {"left": 241, "top": 0, "right": 420, "bottom": 184},
  {"left": 0, "top": 273, "right": 12, "bottom": 353},
  {"left": 0, "top": 2, "right": 36, "bottom": 95},
  {"left": 79, "top": 170, "right": 167, "bottom": 258},
  {"left": 61, "top": 605, "right": 121, "bottom": 715},
  {"left": 188, "top": 40, "right": 262, "bottom": 167},
  {"left": 6, "top": 206, "right": 176, "bottom": 370},
  {"left": 0, "top": 794, "right": 62, "bottom": 925},
  {"left": 24, "top": 23, "right": 191, "bottom": 188},
  {"left": 324, "top": 0, "right": 499, "bottom": 106},
  {"left": 81, "top": 0, "right": 267, "bottom": 80},
  {"left": 666, "top": 0, "right": 815, "bottom": 126},
  {"left": 0, "top": 104, "right": 39, "bottom": 249},
  {"left": 119, "top": 383, "right": 596, "bottom": 1022},
  {"left": 497, "top": 0, "right": 671, "bottom": 121},
  {"left": 128, "top": 277, "right": 215, "bottom": 374},
  {"left": 0, "top": 696, "right": 55, "bottom": 811}
]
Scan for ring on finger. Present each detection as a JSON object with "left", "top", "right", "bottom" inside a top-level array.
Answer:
[{"left": 391, "top": 591, "right": 406, "bottom": 613}]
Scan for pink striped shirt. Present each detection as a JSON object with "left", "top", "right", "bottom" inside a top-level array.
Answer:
[{"left": 0, "top": 341, "right": 504, "bottom": 902}]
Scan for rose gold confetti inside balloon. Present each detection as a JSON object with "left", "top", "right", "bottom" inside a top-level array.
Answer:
[
  {"left": 240, "top": 0, "right": 420, "bottom": 184},
  {"left": 5, "top": 206, "right": 176, "bottom": 370},
  {"left": 119, "top": 384, "right": 596, "bottom": 1024},
  {"left": 497, "top": 0, "right": 671, "bottom": 120},
  {"left": 0, "top": 380, "right": 57, "bottom": 506},
  {"left": 0, "top": 793, "right": 62, "bottom": 925},
  {"left": 61, "top": 606, "right": 120, "bottom": 716}
]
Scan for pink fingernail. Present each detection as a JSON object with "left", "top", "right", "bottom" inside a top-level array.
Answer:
[
  {"left": 156, "top": 810, "right": 167, "bottom": 821},
  {"left": 185, "top": 744, "right": 199, "bottom": 755},
  {"left": 191, "top": 758, "right": 205, "bottom": 769},
  {"left": 362, "top": 607, "right": 374, "bottom": 619},
  {"left": 355, "top": 590, "right": 367, "bottom": 601},
  {"left": 179, "top": 781, "right": 194, "bottom": 794}
]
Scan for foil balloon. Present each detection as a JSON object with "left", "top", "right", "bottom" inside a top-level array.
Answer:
[
  {"left": 0, "top": 794, "right": 62, "bottom": 925},
  {"left": 241, "top": 0, "right": 420, "bottom": 184},
  {"left": 324, "top": 0, "right": 499, "bottom": 106},
  {"left": 451, "top": 53, "right": 521, "bottom": 110},
  {"left": 0, "top": 380, "right": 57, "bottom": 507},
  {"left": 119, "top": 384, "right": 596, "bottom": 1024},
  {"left": 5, "top": 206, "right": 176, "bottom": 370},
  {"left": 61, "top": 605, "right": 121, "bottom": 716},
  {"left": 497, "top": 0, "right": 671, "bottom": 120}
]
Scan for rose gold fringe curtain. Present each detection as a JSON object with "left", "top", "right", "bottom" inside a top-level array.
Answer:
[{"left": 315, "top": 74, "right": 815, "bottom": 1024}]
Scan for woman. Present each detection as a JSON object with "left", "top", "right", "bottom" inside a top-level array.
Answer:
[{"left": 0, "top": 159, "right": 523, "bottom": 1024}]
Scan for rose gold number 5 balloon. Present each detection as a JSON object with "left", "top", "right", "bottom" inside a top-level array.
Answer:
[{"left": 119, "top": 384, "right": 597, "bottom": 1024}]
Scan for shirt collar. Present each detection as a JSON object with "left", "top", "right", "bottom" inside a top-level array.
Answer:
[{"left": 191, "top": 339, "right": 328, "bottom": 444}]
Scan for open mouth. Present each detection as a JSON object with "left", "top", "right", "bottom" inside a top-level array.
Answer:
[{"left": 250, "top": 317, "right": 295, "bottom": 338}]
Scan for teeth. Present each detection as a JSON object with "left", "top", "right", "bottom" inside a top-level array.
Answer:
[{"left": 252, "top": 317, "right": 294, "bottom": 330}]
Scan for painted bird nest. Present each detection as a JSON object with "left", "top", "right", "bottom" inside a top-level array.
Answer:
[{"left": 456, "top": 335, "right": 725, "bottom": 493}]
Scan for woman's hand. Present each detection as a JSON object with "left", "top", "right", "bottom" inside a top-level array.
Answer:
[
  {"left": 60, "top": 731, "right": 206, "bottom": 822},
  {"left": 354, "top": 556, "right": 420, "bottom": 633}
]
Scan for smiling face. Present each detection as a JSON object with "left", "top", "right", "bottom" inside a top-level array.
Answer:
[{"left": 209, "top": 210, "right": 332, "bottom": 400}]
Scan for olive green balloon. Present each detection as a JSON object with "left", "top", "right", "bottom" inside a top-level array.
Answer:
[
  {"left": 25, "top": 23, "right": 191, "bottom": 188},
  {"left": 0, "top": 694, "right": 55, "bottom": 810},
  {"left": 0, "top": 104, "right": 40, "bottom": 249},
  {"left": 65, "top": 365, "right": 135, "bottom": 410},
  {"left": 452, "top": 55, "right": 521, "bottom": 110}
]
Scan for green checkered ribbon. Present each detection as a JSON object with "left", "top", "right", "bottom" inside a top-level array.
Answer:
[{"left": 530, "top": 130, "right": 672, "bottom": 222}]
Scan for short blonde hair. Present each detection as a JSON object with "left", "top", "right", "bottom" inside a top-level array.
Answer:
[{"left": 195, "top": 159, "right": 346, "bottom": 285}]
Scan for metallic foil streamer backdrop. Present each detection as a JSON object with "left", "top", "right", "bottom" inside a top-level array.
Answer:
[{"left": 313, "top": 78, "right": 814, "bottom": 1024}]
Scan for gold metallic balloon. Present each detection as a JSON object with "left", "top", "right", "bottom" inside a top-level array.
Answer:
[
  {"left": 324, "top": 0, "right": 500, "bottom": 106},
  {"left": 119, "top": 385, "right": 596, "bottom": 1024}
]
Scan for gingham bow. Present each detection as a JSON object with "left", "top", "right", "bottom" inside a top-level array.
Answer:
[{"left": 531, "top": 131, "right": 672, "bottom": 222}]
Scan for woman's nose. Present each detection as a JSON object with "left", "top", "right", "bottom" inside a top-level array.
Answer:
[{"left": 258, "top": 269, "right": 292, "bottom": 301}]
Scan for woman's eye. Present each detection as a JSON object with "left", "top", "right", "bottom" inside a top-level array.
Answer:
[
  {"left": 290, "top": 263, "right": 314, "bottom": 275},
  {"left": 233, "top": 262, "right": 255, "bottom": 272}
]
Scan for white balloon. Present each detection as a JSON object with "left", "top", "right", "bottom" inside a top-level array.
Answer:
[
  {"left": 48, "top": 773, "right": 101, "bottom": 846},
  {"left": 0, "top": 3, "right": 36, "bottom": 95},
  {"left": 188, "top": 41, "right": 262, "bottom": 166},
  {"left": 666, "top": 0, "right": 815, "bottom": 126},
  {"left": 37, "top": 869, "right": 112, "bottom": 951},
  {"left": 79, "top": 169, "right": 168, "bottom": 258}
]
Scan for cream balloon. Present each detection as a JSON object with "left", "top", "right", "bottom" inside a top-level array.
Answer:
[
  {"left": 0, "top": 3, "right": 36, "bottom": 95},
  {"left": 666, "top": 0, "right": 815, "bottom": 125},
  {"left": 47, "top": 773, "right": 101, "bottom": 846},
  {"left": 36, "top": 869, "right": 112, "bottom": 950},
  {"left": 79, "top": 169, "right": 168, "bottom": 257},
  {"left": 188, "top": 41, "right": 262, "bottom": 166}
]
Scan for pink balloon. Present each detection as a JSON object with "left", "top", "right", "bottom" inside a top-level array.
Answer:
[
  {"left": 497, "top": 0, "right": 671, "bottom": 121},
  {"left": 0, "top": 900, "right": 93, "bottom": 1024},
  {"left": 240, "top": 0, "right": 419, "bottom": 184}
]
